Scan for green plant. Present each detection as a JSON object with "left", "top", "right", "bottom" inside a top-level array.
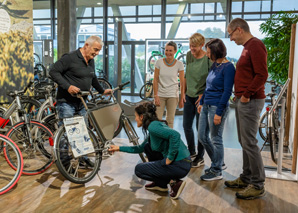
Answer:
[{"left": 260, "top": 12, "right": 298, "bottom": 84}]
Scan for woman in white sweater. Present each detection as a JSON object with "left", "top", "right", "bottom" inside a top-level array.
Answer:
[{"left": 153, "top": 41, "right": 184, "bottom": 128}]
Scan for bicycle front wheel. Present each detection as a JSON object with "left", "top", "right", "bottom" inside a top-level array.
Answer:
[
  {"left": 259, "top": 111, "right": 268, "bottom": 141},
  {"left": 268, "top": 126, "right": 278, "bottom": 164},
  {"left": 0, "top": 135, "right": 23, "bottom": 195},
  {"left": 5, "top": 121, "right": 54, "bottom": 175},
  {"left": 139, "top": 83, "right": 153, "bottom": 100},
  {"left": 54, "top": 126, "right": 102, "bottom": 184}
]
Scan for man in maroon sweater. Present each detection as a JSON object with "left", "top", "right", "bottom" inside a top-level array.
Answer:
[{"left": 224, "top": 18, "right": 268, "bottom": 200}]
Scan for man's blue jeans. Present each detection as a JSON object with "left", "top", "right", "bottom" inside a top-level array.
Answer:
[
  {"left": 57, "top": 101, "right": 87, "bottom": 126},
  {"left": 198, "top": 104, "right": 229, "bottom": 173}
]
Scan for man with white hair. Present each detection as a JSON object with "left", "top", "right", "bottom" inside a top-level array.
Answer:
[{"left": 49, "top": 35, "right": 112, "bottom": 168}]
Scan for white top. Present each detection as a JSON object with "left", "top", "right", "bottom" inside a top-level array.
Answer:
[{"left": 155, "top": 59, "right": 184, "bottom": 97}]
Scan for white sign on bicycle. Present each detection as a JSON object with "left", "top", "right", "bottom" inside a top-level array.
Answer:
[{"left": 63, "top": 116, "right": 94, "bottom": 158}]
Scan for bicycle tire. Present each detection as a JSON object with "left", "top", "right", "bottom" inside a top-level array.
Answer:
[
  {"left": 5, "top": 121, "right": 54, "bottom": 175},
  {"left": 113, "top": 118, "right": 123, "bottom": 138},
  {"left": 122, "top": 117, "right": 147, "bottom": 162},
  {"left": 21, "top": 98, "right": 42, "bottom": 121},
  {"left": 54, "top": 126, "right": 102, "bottom": 184},
  {"left": 41, "top": 114, "right": 59, "bottom": 134},
  {"left": 148, "top": 54, "right": 163, "bottom": 72},
  {"left": 259, "top": 111, "right": 268, "bottom": 141},
  {"left": 91, "top": 78, "right": 112, "bottom": 101},
  {"left": 139, "top": 82, "right": 153, "bottom": 100},
  {"left": 268, "top": 127, "right": 278, "bottom": 164},
  {"left": 0, "top": 135, "right": 23, "bottom": 195}
]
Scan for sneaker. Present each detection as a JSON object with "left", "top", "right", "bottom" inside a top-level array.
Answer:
[
  {"left": 190, "top": 153, "right": 197, "bottom": 159},
  {"left": 191, "top": 157, "right": 204, "bottom": 168},
  {"left": 79, "top": 157, "right": 95, "bottom": 168},
  {"left": 170, "top": 180, "right": 186, "bottom": 200},
  {"left": 224, "top": 177, "right": 249, "bottom": 188},
  {"left": 222, "top": 163, "right": 227, "bottom": 170},
  {"left": 236, "top": 184, "right": 266, "bottom": 200},
  {"left": 204, "top": 167, "right": 211, "bottom": 174},
  {"left": 145, "top": 182, "right": 168, "bottom": 192},
  {"left": 200, "top": 171, "right": 223, "bottom": 181}
]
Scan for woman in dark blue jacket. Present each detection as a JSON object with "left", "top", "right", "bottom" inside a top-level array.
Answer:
[{"left": 197, "top": 39, "right": 236, "bottom": 181}]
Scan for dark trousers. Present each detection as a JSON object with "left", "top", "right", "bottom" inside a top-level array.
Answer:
[
  {"left": 135, "top": 143, "right": 191, "bottom": 188},
  {"left": 183, "top": 95, "right": 205, "bottom": 158}
]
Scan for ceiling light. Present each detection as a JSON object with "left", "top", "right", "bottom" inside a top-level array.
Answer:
[
  {"left": 97, "top": 2, "right": 102, "bottom": 5},
  {"left": 179, "top": 0, "right": 183, "bottom": 2},
  {"left": 188, "top": 15, "right": 191, "bottom": 19}
]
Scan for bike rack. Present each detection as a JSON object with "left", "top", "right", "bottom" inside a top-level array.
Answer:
[{"left": 265, "top": 78, "right": 297, "bottom": 181}]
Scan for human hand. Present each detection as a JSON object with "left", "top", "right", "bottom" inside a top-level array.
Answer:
[
  {"left": 68, "top": 85, "right": 80, "bottom": 95},
  {"left": 108, "top": 145, "right": 120, "bottom": 154},
  {"left": 166, "top": 158, "right": 172, "bottom": 165},
  {"left": 240, "top": 96, "right": 250, "bottom": 103},
  {"left": 197, "top": 105, "right": 203, "bottom": 114},
  {"left": 195, "top": 94, "right": 203, "bottom": 107},
  {"left": 103, "top": 89, "right": 113, "bottom": 95},
  {"left": 154, "top": 96, "right": 160, "bottom": 106},
  {"left": 214, "top": 114, "right": 222, "bottom": 125},
  {"left": 179, "top": 98, "right": 184, "bottom": 108}
]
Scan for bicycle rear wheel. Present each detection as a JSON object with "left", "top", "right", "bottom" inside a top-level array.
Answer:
[
  {"left": 0, "top": 135, "right": 23, "bottom": 195},
  {"left": 54, "top": 126, "right": 102, "bottom": 184},
  {"left": 5, "top": 121, "right": 54, "bottom": 175},
  {"left": 148, "top": 54, "right": 163, "bottom": 72},
  {"left": 139, "top": 82, "right": 153, "bottom": 100}
]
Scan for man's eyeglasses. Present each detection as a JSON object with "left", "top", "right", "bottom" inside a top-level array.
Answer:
[{"left": 228, "top": 27, "right": 238, "bottom": 38}]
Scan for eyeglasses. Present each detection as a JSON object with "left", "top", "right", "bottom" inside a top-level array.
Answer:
[{"left": 228, "top": 27, "right": 238, "bottom": 38}]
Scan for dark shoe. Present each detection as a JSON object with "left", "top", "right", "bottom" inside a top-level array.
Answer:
[
  {"left": 79, "top": 157, "right": 95, "bottom": 168},
  {"left": 191, "top": 157, "right": 204, "bottom": 168},
  {"left": 170, "top": 180, "right": 186, "bottom": 200},
  {"left": 200, "top": 171, "right": 223, "bottom": 181},
  {"left": 236, "top": 184, "right": 266, "bottom": 200},
  {"left": 145, "top": 182, "right": 168, "bottom": 192},
  {"left": 190, "top": 153, "right": 197, "bottom": 159},
  {"left": 224, "top": 177, "right": 249, "bottom": 189},
  {"left": 222, "top": 163, "right": 227, "bottom": 170}
]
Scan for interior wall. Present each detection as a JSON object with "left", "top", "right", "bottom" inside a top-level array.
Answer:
[{"left": 0, "top": 0, "right": 34, "bottom": 102}]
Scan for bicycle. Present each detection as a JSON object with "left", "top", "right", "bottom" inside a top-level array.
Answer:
[
  {"left": 148, "top": 43, "right": 186, "bottom": 72},
  {"left": 94, "top": 69, "right": 112, "bottom": 101},
  {"left": 259, "top": 80, "right": 282, "bottom": 142},
  {"left": 139, "top": 76, "right": 153, "bottom": 100},
  {"left": 52, "top": 81, "right": 146, "bottom": 184},
  {"left": 0, "top": 81, "right": 54, "bottom": 175},
  {"left": 0, "top": 134, "right": 23, "bottom": 195}
]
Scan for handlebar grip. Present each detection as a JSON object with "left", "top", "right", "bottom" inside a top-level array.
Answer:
[{"left": 119, "top": 81, "right": 130, "bottom": 90}]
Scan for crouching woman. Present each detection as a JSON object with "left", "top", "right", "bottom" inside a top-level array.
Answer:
[{"left": 109, "top": 102, "right": 191, "bottom": 200}]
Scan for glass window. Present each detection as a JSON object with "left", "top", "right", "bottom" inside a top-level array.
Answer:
[
  {"left": 94, "top": 18, "right": 103, "bottom": 23},
  {"left": 205, "top": 3, "right": 215, "bottom": 13},
  {"left": 244, "top": 1, "right": 261, "bottom": 12},
  {"left": 153, "top": 17, "right": 161, "bottom": 22},
  {"left": 123, "top": 18, "right": 136, "bottom": 23},
  {"left": 262, "top": 0, "right": 271, "bottom": 12},
  {"left": 261, "top": 14, "right": 271, "bottom": 19},
  {"left": 81, "top": 19, "right": 92, "bottom": 23},
  {"left": 33, "top": 9, "right": 51, "bottom": 19},
  {"left": 190, "top": 16, "right": 203, "bottom": 21},
  {"left": 191, "top": 3, "right": 203, "bottom": 13},
  {"left": 119, "top": 6, "right": 136, "bottom": 16},
  {"left": 246, "top": 21, "right": 266, "bottom": 39},
  {"left": 139, "top": 5, "right": 152, "bottom": 15},
  {"left": 95, "top": 7, "right": 103, "bottom": 16},
  {"left": 175, "top": 22, "right": 226, "bottom": 39},
  {"left": 33, "top": 20, "right": 51, "bottom": 25},
  {"left": 232, "top": 1, "right": 242, "bottom": 13},
  {"left": 217, "top": 2, "right": 224, "bottom": 13},
  {"left": 125, "top": 23, "right": 161, "bottom": 40},
  {"left": 82, "top": 8, "right": 92, "bottom": 17},
  {"left": 244, "top": 14, "right": 261, "bottom": 19},
  {"left": 167, "top": 4, "right": 179, "bottom": 15},
  {"left": 153, "top": 5, "right": 161, "bottom": 15},
  {"left": 273, "top": 0, "right": 298, "bottom": 11},
  {"left": 205, "top": 15, "right": 215, "bottom": 20},
  {"left": 217, "top": 14, "right": 226, "bottom": 20},
  {"left": 139, "top": 17, "right": 152, "bottom": 22},
  {"left": 166, "top": 17, "right": 175, "bottom": 22}
]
